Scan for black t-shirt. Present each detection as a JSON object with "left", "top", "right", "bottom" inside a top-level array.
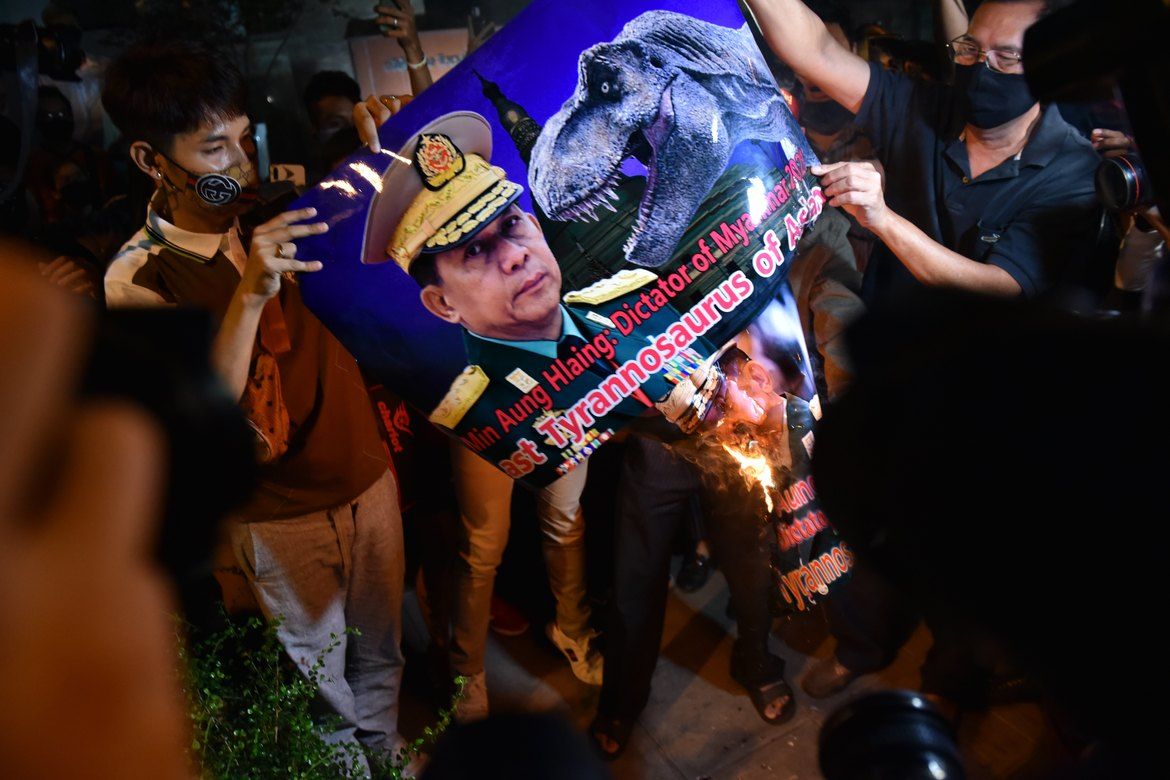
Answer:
[{"left": 855, "top": 62, "right": 1101, "bottom": 300}]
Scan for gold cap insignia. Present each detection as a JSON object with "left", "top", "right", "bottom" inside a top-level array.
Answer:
[
  {"left": 415, "top": 133, "right": 465, "bottom": 191},
  {"left": 386, "top": 132, "right": 524, "bottom": 275}
]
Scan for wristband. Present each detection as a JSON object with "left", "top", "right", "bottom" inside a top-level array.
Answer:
[{"left": 407, "top": 56, "right": 428, "bottom": 69}]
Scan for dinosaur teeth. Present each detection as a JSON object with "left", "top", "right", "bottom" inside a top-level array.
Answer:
[
  {"left": 623, "top": 222, "right": 645, "bottom": 257},
  {"left": 602, "top": 200, "right": 617, "bottom": 213},
  {"left": 605, "top": 187, "right": 618, "bottom": 202}
]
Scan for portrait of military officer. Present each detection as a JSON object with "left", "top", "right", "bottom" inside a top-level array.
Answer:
[{"left": 363, "top": 111, "right": 713, "bottom": 472}]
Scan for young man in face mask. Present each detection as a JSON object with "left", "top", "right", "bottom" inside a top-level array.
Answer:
[
  {"left": 102, "top": 40, "right": 411, "bottom": 768},
  {"left": 746, "top": 0, "right": 1099, "bottom": 300}
]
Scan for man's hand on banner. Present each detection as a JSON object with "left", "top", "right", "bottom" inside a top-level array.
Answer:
[
  {"left": 354, "top": 93, "right": 413, "bottom": 154},
  {"left": 813, "top": 161, "right": 892, "bottom": 233},
  {"left": 240, "top": 207, "right": 329, "bottom": 306}
]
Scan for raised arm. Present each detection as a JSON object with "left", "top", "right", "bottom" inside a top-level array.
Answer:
[
  {"left": 936, "top": 0, "right": 970, "bottom": 45},
  {"left": 213, "top": 208, "right": 328, "bottom": 400},
  {"left": 742, "top": 0, "right": 871, "bottom": 112},
  {"left": 815, "top": 161, "right": 1022, "bottom": 296},
  {"left": 376, "top": 1, "right": 434, "bottom": 95}
]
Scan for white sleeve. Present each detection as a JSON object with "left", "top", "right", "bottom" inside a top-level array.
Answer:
[
  {"left": 104, "top": 278, "right": 171, "bottom": 309},
  {"left": 104, "top": 231, "right": 173, "bottom": 309}
]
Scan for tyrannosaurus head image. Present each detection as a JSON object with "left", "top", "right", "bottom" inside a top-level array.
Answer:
[{"left": 529, "top": 10, "right": 804, "bottom": 269}]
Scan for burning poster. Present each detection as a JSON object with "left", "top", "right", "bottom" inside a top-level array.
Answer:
[
  {"left": 293, "top": 0, "right": 825, "bottom": 488},
  {"left": 663, "top": 344, "right": 852, "bottom": 612}
]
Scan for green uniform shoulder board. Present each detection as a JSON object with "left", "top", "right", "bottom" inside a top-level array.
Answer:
[
  {"left": 563, "top": 268, "right": 658, "bottom": 306},
  {"left": 429, "top": 365, "right": 490, "bottom": 429}
]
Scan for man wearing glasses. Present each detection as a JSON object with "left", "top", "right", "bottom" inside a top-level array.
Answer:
[
  {"left": 745, "top": 0, "right": 1097, "bottom": 710},
  {"left": 747, "top": 0, "right": 1098, "bottom": 300}
]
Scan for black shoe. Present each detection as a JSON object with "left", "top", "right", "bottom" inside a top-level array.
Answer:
[{"left": 675, "top": 553, "right": 711, "bottom": 593}]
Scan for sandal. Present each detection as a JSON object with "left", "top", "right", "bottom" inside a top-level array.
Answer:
[
  {"left": 588, "top": 713, "right": 634, "bottom": 761},
  {"left": 731, "top": 654, "right": 796, "bottom": 726}
]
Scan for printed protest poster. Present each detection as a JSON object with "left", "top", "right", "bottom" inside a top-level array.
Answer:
[{"left": 293, "top": 0, "right": 826, "bottom": 488}]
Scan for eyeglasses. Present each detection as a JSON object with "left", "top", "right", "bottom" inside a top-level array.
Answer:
[{"left": 947, "top": 36, "right": 1023, "bottom": 74}]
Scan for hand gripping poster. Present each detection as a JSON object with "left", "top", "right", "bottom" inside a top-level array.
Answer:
[{"left": 293, "top": 0, "right": 827, "bottom": 489}]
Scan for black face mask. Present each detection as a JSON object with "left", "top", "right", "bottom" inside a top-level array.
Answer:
[
  {"left": 800, "top": 98, "right": 854, "bottom": 136},
  {"left": 954, "top": 63, "right": 1037, "bottom": 129}
]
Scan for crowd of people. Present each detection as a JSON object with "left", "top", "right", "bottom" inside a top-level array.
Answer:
[{"left": 1, "top": 0, "right": 1165, "bottom": 777}]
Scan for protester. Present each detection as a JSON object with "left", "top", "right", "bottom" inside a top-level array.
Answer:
[
  {"left": 101, "top": 39, "right": 410, "bottom": 768},
  {"left": 744, "top": 0, "right": 1108, "bottom": 714},
  {"left": 590, "top": 205, "right": 862, "bottom": 757},
  {"left": 749, "top": 0, "right": 1101, "bottom": 301},
  {"left": 593, "top": 427, "right": 789, "bottom": 759},
  {"left": 936, "top": 0, "right": 1134, "bottom": 146},
  {"left": 303, "top": 70, "right": 366, "bottom": 182},
  {"left": 303, "top": 70, "right": 363, "bottom": 145},
  {"left": 25, "top": 86, "right": 112, "bottom": 229}
]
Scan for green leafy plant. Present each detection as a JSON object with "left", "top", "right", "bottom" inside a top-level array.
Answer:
[{"left": 180, "top": 612, "right": 464, "bottom": 779}]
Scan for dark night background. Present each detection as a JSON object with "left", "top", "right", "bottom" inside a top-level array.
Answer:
[{"left": 1, "top": 0, "right": 971, "bottom": 172}]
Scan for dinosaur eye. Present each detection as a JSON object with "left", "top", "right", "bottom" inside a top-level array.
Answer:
[{"left": 595, "top": 78, "right": 620, "bottom": 101}]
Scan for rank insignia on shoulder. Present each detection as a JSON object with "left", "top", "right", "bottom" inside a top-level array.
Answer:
[
  {"left": 808, "top": 394, "right": 822, "bottom": 421},
  {"left": 429, "top": 365, "right": 489, "bottom": 428},
  {"left": 506, "top": 368, "right": 539, "bottom": 393},
  {"left": 563, "top": 268, "right": 658, "bottom": 306}
]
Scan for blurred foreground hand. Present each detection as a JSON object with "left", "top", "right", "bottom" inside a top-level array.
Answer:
[{"left": 0, "top": 256, "right": 191, "bottom": 779}]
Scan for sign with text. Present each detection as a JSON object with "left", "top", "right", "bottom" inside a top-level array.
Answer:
[
  {"left": 349, "top": 28, "right": 469, "bottom": 98},
  {"left": 297, "top": 0, "right": 822, "bottom": 487}
]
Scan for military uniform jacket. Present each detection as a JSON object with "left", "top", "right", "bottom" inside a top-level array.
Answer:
[{"left": 432, "top": 270, "right": 717, "bottom": 482}]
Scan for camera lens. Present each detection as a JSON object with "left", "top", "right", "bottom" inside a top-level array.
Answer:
[
  {"left": 819, "top": 690, "right": 965, "bottom": 780},
  {"left": 1096, "top": 154, "right": 1153, "bottom": 212}
]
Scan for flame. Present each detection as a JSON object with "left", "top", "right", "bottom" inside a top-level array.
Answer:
[{"left": 722, "top": 443, "right": 776, "bottom": 514}]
